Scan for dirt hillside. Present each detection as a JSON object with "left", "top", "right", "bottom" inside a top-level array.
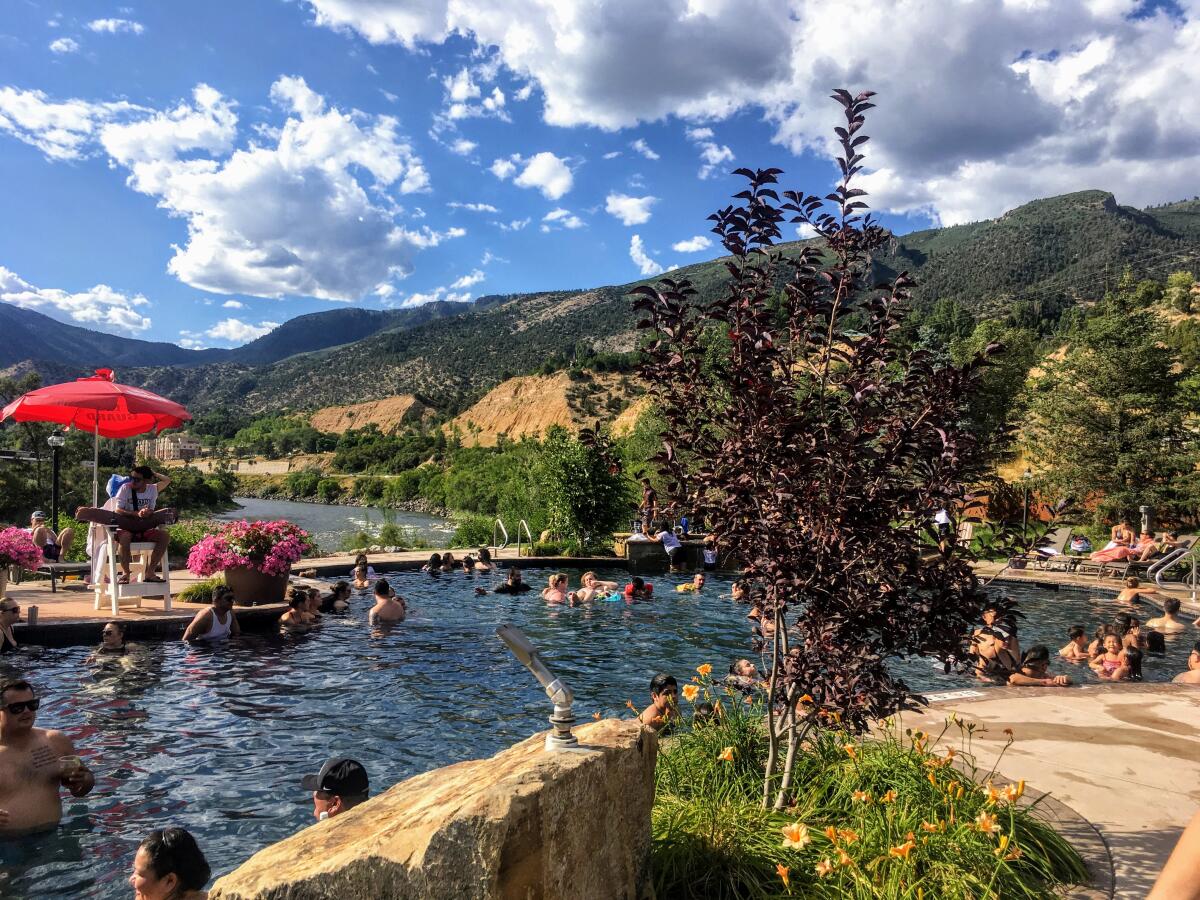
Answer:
[
  {"left": 450, "top": 371, "right": 636, "bottom": 446},
  {"left": 310, "top": 395, "right": 432, "bottom": 434}
]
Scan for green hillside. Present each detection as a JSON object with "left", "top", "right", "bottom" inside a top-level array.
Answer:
[{"left": 78, "top": 190, "right": 1200, "bottom": 413}]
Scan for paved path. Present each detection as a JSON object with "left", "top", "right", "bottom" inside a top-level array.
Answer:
[{"left": 905, "top": 684, "right": 1200, "bottom": 899}]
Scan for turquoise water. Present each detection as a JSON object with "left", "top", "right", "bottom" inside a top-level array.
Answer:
[{"left": 0, "top": 573, "right": 1191, "bottom": 897}]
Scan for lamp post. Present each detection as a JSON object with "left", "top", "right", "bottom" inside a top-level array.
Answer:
[
  {"left": 47, "top": 430, "right": 66, "bottom": 529},
  {"left": 1021, "top": 467, "right": 1032, "bottom": 540}
]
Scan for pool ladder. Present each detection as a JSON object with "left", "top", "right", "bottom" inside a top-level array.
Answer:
[
  {"left": 515, "top": 520, "right": 534, "bottom": 558},
  {"left": 493, "top": 519, "right": 535, "bottom": 557}
]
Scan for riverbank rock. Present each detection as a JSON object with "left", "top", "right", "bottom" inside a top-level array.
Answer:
[{"left": 209, "top": 718, "right": 657, "bottom": 900}]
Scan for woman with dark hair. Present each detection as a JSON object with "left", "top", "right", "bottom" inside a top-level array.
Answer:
[
  {"left": 1007, "top": 645, "right": 1073, "bottom": 687},
  {"left": 319, "top": 581, "right": 352, "bottom": 613},
  {"left": 421, "top": 553, "right": 442, "bottom": 575},
  {"left": 130, "top": 827, "right": 210, "bottom": 900},
  {"left": 279, "top": 589, "right": 313, "bottom": 634},
  {"left": 475, "top": 547, "right": 494, "bottom": 572}
]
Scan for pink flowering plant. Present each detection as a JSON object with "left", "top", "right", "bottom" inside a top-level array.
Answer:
[
  {"left": 0, "top": 527, "right": 43, "bottom": 571},
  {"left": 186, "top": 519, "right": 313, "bottom": 578}
]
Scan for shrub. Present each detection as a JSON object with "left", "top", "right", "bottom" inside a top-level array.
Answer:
[
  {"left": 166, "top": 519, "right": 220, "bottom": 562},
  {"left": 285, "top": 469, "right": 320, "bottom": 498},
  {"left": 316, "top": 478, "right": 344, "bottom": 503},
  {"left": 526, "top": 542, "right": 562, "bottom": 557},
  {"left": 651, "top": 675, "right": 1087, "bottom": 899},
  {"left": 178, "top": 574, "right": 225, "bottom": 604},
  {"left": 449, "top": 514, "right": 495, "bottom": 549}
]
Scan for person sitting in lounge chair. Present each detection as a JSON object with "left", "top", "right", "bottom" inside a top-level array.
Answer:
[
  {"left": 1136, "top": 531, "right": 1183, "bottom": 563},
  {"left": 28, "top": 510, "right": 74, "bottom": 562},
  {"left": 1090, "top": 518, "right": 1139, "bottom": 562}
]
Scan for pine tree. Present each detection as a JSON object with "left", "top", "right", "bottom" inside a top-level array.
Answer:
[{"left": 1022, "top": 287, "right": 1199, "bottom": 524}]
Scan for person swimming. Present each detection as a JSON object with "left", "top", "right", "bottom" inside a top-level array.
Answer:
[
  {"left": 493, "top": 567, "right": 532, "bottom": 594},
  {"left": 88, "top": 621, "right": 142, "bottom": 661},
  {"left": 279, "top": 590, "right": 314, "bottom": 634},
  {"left": 1058, "top": 625, "right": 1088, "bottom": 661},
  {"left": 1008, "top": 645, "right": 1073, "bottom": 687},
  {"left": 351, "top": 564, "right": 372, "bottom": 590},
  {"left": 319, "top": 581, "right": 352, "bottom": 613},
  {"left": 475, "top": 547, "right": 495, "bottom": 572},
  {"left": 542, "top": 573, "right": 569, "bottom": 604},
  {"left": 368, "top": 579, "right": 406, "bottom": 625},
  {"left": 421, "top": 553, "right": 442, "bottom": 575}
]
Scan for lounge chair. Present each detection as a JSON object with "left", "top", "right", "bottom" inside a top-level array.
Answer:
[
  {"left": 1027, "top": 527, "right": 1073, "bottom": 570},
  {"left": 35, "top": 560, "right": 91, "bottom": 592}
]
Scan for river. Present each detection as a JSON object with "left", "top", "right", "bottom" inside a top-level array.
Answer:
[{"left": 214, "top": 497, "right": 453, "bottom": 552}]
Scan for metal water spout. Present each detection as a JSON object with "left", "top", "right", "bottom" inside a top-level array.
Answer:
[{"left": 496, "top": 624, "right": 578, "bottom": 751}]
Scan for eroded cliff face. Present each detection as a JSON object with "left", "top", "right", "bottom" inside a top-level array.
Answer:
[
  {"left": 209, "top": 718, "right": 657, "bottom": 900},
  {"left": 450, "top": 371, "right": 638, "bottom": 446},
  {"left": 310, "top": 395, "right": 434, "bottom": 434}
]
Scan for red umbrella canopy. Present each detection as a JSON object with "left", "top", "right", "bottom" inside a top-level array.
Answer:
[{"left": 0, "top": 369, "right": 191, "bottom": 438}]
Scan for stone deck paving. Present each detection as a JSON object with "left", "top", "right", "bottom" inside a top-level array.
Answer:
[{"left": 904, "top": 684, "right": 1200, "bottom": 899}]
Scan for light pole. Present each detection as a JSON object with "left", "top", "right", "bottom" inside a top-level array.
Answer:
[
  {"left": 1021, "top": 467, "right": 1032, "bottom": 540},
  {"left": 47, "top": 430, "right": 66, "bottom": 530}
]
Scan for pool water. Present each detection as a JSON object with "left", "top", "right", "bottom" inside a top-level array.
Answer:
[{"left": 1, "top": 572, "right": 1191, "bottom": 897}]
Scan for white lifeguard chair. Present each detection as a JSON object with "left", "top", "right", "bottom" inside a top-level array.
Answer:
[{"left": 88, "top": 503, "right": 172, "bottom": 616}]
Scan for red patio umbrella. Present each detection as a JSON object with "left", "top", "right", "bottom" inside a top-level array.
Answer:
[{"left": 0, "top": 368, "right": 191, "bottom": 504}]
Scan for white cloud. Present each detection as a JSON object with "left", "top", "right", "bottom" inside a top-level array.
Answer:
[
  {"left": 222, "top": 299, "right": 245, "bottom": 308},
  {"left": 450, "top": 269, "right": 485, "bottom": 288},
  {"left": 205, "top": 317, "right": 279, "bottom": 344},
  {"left": 495, "top": 217, "right": 530, "bottom": 231},
  {"left": 513, "top": 151, "right": 573, "bottom": 199},
  {"left": 602, "top": 150, "right": 621, "bottom": 160},
  {"left": 540, "top": 207, "right": 584, "bottom": 231},
  {"left": 796, "top": 223, "right": 819, "bottom": 239},
  {"left": 605, "top": 192, "right": 657, "bottom": 226},
  {"left": 49, "top": 37, "right": 80, "bottom": 54},
  {"left": 448, "top": 201, "right": 499, "bottom": 213},
  {"left": 380, "top": 89, "right": 399, "bottom": 102},
  {"left": 671, "top": 234, "right": 712, "bottom": 253},
  {"left": 629, "top": 234, "right": 664, "bottom": 277},
  {"left": 630, "top": 138, "right": 659, "bottom": 160},
  {"left": 449, "top": 137, "right": 477, "bottom": 155},
  {"left": 88, "top": 18, "right": 145, "bottom": 34},
  {"left": 514, "top": 84, "right": 533, "bottom": 101},
  {"left": 397, "top": 284, "right": 474, "bottom": 307},
  {"left": 490, "top": 156, "right": 517, "bottom": 179},
  {"left": 0, "top": 265, "right": 151, "bottom": 332},
  {"left": 689, "top": 131, "right": 734, "bottom": 180},
  {"left": 439, "top": 65, "right": 510, "bottom": 123},
  {"left": 303, "top": 0, "right": 1200, "bottom": 223}
]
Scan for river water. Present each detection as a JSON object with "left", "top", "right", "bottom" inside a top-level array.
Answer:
[{"left": 214, "top": 497, "right": 453, "bottom": 552}]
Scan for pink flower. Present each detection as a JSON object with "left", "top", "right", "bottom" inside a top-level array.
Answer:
[
  {"left": 187, "top": 519, "right": 313, "bottom": 577},
  {"left": 0, "top": 528, "right": 43, "bottom": 572}
]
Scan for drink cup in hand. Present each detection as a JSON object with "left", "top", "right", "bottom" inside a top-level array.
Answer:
[{"left": 59, "top": 755, "right": 84, "bottom": 780}]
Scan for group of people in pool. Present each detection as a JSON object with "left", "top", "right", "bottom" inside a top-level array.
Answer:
[
  {"left": 0, "top": 667, "right": 380, "bottom": 898},
  {"left": 971, "top": 585, "right": 1200, "bottom": 686}
]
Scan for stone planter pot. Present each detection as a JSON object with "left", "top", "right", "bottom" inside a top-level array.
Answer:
[
  {"left": 223, "top": 565, "right": 288, "bottom": 607},
  {"left": 0, "top": 568, "right": 7, "bottom": 601}
]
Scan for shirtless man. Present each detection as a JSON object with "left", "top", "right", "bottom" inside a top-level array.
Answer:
[
  {"left": 0, "top": 679, "right": 94, "bottom": 834},
  {"left": 368, "top": 579, "right": 406, "bottom": 625},
  {"left": 1058, "top": 625, "right": 1089, "bottom": 661},
  {"left": 1145, "top": 598, "right": 1188, "bottom": 633},
  {"left": 1116, "top": 577, "right": 1159, "bottom": 605},
  {"left": 1175, "top": 642, "right": 1200, "bottom": 685},
  {"left": 638, "top": 673, "right": 678, "bottom": 733},
  {"left": 29, "top": 510, "right": 73, "bottom": 561}
]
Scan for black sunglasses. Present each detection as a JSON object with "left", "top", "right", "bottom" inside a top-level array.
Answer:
[
  {"left": 1, "top": 605, "right": 18, "bottom": 614},
  {"left": 4, "top": 699, "right": 39, "bottom": 715}
]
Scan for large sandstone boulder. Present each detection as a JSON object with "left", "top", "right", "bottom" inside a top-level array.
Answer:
[{"left": 210, "top": 719, "right": 656, "bottom": 900}]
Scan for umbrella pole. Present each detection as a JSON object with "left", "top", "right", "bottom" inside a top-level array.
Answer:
[{"left": 93, "top": 422, "right": 99, "bottom": 507}]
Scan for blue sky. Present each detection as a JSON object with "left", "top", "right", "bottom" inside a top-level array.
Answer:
[{"left": 1, "top": 0, "right": 1196, "bottom": 347}]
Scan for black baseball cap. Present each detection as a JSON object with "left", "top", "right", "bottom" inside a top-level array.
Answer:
[{"left": 301, "top": 757, "right": 369, "bottom": 797}]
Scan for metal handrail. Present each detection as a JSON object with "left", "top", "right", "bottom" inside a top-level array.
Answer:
[
  {"left": 1151, "top": 543, "right": 1195, "bottom": 587},
  {"left": 516, "top": 520, "right": 534, "bottom": 558},
  {"left": 493, "top": 519, "right": 509, "bottom": 552}
]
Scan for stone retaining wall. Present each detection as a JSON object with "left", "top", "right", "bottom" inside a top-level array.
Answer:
[{"left": 210, "top": 718, "right": 657, "bottom": 900}]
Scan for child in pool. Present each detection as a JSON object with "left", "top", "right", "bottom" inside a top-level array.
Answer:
[
  {"left": 1008, "top": 645, "right": 1073, "bottom": 687},
  {"left": 1091, "top": 634, "right": 1128, "bottom": 680},
  {"left": 1059, "top": 625, "right": 1089, "bottom": 661}
]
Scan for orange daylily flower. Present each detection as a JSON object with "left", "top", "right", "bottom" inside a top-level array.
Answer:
[
  {"left": 744, "top": 695, "right": 754, "bottom": 705},
  {"left": 842, "top": 744, "right": 857, "bottom": 760},
  {"left": 1004, "top": 780, "right": 1025, "bottom": 802},
  {"left": 718, "top": 746, "right": 734, "bottom": 762},
  {"left": 782, "top": 822, "right": 811, "bottom": 850},
  {"left": 776, "top": 864, "right": 790, "bottom": 890},
  {"left": 697, "top": 663, "right": 713, "bottom": 677},
  {"left": 592, "top": 711, "right": 602, "bottom": 720},
  {"left": 852, "top": 790, "right": 871, "bottom": 803},
  {"left": 994, "top": 835, "right": 1010, "bottom": 856},
  {"left": 880, "top": 789, "right": 897, "bottom": 804},
  {"left": 824, "top": 825, "right": 839, "bottom": 843},
  {"left": 799, "top": 694, "right": 814, "bottom": 704},
  {"left": 836, "top": 849, "right": 853, "bottom": 867},
  {"left": 927, "top": 771, "right": 938, "bottom": 787},
  {"left": 985, "top": 782, "right": 1001, "bottom": 805},
  {"left": 838, "top": 828, "right": 859, "bottom": 844},
  {"left": 975, "top": 810, "right": 999, "bottom": 834},
  {"left": 815, "top": 859, "right": 835, "bottom": 878},
  {"left": 681, "top": 684, "right": 700, "bottom": 703},
  {"left": 920, "top": 820, "right": 944, "bottom": 833},
  {"left": 889, "top": 839, "right": 916, "bottom": 859}
]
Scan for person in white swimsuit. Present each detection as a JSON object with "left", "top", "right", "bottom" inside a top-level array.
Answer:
[{"left": 182, "top": 586, "right": 241, "bottom": 642}]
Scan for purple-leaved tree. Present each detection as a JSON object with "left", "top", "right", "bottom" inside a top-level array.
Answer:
[{"left": 633, "top": 90, "right": 1014, "bottom": 809}]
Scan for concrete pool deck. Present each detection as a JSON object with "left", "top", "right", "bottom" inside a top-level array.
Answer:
[{"left": 905, "top": 683, "right": 1200, "bottom": 899}]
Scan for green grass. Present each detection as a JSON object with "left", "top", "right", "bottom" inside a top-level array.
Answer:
[{"left": 651, "top": 680, "right": 1088, "bottom": 899}]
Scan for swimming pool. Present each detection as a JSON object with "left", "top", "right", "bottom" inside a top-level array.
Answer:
[{"left": 1, "top": 571, "right": 1191, "bottom": 897}]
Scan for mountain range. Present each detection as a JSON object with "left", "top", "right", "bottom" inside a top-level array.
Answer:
[{"left": 3, "top": 190, "right": 1198, "bottom": 416}]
